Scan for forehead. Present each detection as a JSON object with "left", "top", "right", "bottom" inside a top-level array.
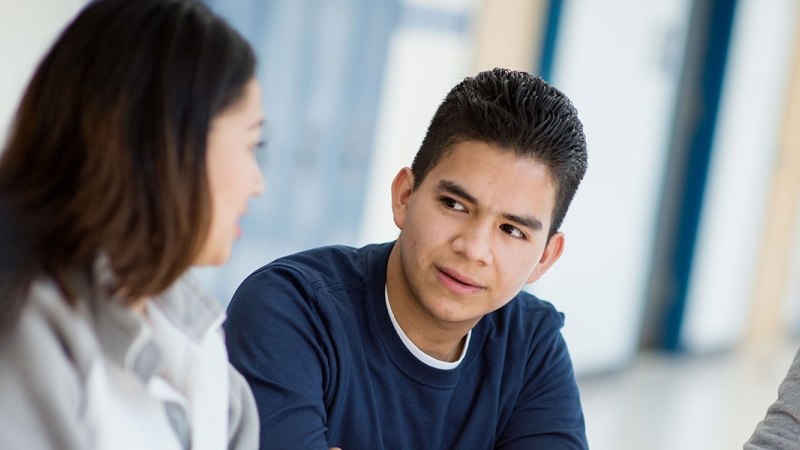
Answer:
[
  {"left": 422, "top": 140, "right": 557, "bottom": 222},
  {"left": 214, "top": 78, "right": 263, "bottom": 124}
]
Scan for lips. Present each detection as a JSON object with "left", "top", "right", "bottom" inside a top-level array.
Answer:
[
  {"left": 435, "top": 266, "right": 484, "bottom": 294},
  {"left": 235, "top": 209, "right": 247, "bottom": 238}
]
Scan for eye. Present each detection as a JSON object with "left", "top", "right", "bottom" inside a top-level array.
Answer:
[
  {"left": 500, "top": 224, "right": 526, "bottom": 240},
  {"left": 249, "top": 139, "right": 266, "bottom": 155},
  {"left": 441, "top": 197, "right": 467, "bottom": 212}
]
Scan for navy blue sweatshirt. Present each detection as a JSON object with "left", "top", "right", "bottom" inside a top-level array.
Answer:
[{"left": 225, "top": 242, "right": 587, "bottom": 449}]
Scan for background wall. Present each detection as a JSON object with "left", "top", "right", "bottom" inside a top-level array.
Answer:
[
  {"left": 0, "top": 0, "right": 85, "bottom": 148},
  {"left": 529, "top": 0, "right": 694, "bottom": 374},
  {"left": 681, "top": 0, "right": 798, "bottom": 353}
]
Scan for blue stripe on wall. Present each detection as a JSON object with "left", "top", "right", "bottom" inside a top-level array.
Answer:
[
  {"left": 663, "top": 0, "right": 738, "bottom": 351},
  {"left": 538, "top": 0, "right": 563, "bottom": 81}
]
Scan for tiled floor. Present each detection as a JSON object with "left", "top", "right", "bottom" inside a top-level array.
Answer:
[{"left": 578, "top": 340, "right": 800, "bottom": 450}]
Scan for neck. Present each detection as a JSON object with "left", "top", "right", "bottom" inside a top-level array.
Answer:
[
  {"left": 386, "top": 243, "right": 472, "bottom": 362},
  {"left": 121, "top": 289, "right": 150, "bottom": 313}
]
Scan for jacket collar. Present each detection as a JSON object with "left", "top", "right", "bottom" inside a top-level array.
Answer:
[{"left": 88, "top": 257, "right": 223, "bottom": 384}]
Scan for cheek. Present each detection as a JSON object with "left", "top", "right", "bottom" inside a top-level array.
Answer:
[
  {"left": 497, "top": 241, "right": 538, "bottom": 271},
  {"left": 407, "top": 216, "right": 440, "bottom": 254},
  {"left": 206, "top": 164, "right": 227, "bottom": 208},
  {"left": 210, "top": 157, "right": 246, "bottom": 203},
  {"left": 206, "top": 172, "right": 238, "bottom": 232},
  {"left": 513, "top": 249, "right": 544, "bottom": 282},
  {"left": 208, "top": 179, "right": 231, "bottom": 221}
]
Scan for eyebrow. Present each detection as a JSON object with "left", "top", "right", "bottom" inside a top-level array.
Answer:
[
  {"left": 437, "top": 179, "right": 543, "bottom": 231},
  {"left": 249, "top": 118, "right": 264, "bottom": 129}
]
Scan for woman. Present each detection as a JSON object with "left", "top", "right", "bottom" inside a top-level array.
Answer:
[{"left": 0, "top": 0, "right": 265, "bottom": 448}]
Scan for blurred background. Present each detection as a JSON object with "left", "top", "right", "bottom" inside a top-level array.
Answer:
[{"left": 4, "top": 0, "right": 800, "bottom": 448}]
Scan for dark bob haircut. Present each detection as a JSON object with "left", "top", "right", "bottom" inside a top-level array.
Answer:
[
  {"left": 411, "top": 68, "right": 588, "bottom": 238},
  {"left": 0, "top": 0, "right": 256, "bottom": 325}
]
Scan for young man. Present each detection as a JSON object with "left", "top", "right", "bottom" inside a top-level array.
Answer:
[{"left": 225, "top": 68, "right": 589, "bottom": 449}]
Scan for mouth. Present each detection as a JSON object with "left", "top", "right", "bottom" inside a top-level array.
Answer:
[
  {"left": 235, "top": 210, "right": 247, "bottom": 238},
  {"left": 435, "top": 266, "right": 484, "bottom": 295}
]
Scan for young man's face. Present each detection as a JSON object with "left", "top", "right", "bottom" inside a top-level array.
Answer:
[{"left": 391, "top": 140, "right": 565, "bottom": 328}]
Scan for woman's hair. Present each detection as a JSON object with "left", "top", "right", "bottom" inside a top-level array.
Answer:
[{"left": 0, "top": 0, "right": 256, "bottom": 326}]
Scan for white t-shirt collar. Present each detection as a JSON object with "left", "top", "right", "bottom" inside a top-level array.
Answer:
[{"left": 384, "top": 287, "right": 470, "bottom": 370}]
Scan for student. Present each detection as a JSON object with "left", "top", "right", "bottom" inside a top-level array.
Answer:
[
  {"left": 225, "top": 68, "right": 590, "bottom": 449},
  {"left": 746, "top": 350, "right": 800, "bottom": 449},
  {"left": 0, "top": 0, "right": 265, "bottom": 448}
]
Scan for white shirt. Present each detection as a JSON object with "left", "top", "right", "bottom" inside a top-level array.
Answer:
[{"left": 385, "top": 288, "right": 471, "bottom": 370}]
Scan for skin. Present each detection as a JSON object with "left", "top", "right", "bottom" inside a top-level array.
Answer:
[
  {"left": 131, "top": 77, "right": 265, "bottom": 312},
  {"left": 193, "top": 77, "right": 266, "bottom": 267},
  {"left": 189, "top": 79, "right": 339, "bottom": 450},
  {"left": 386, "top": 140, "right": 565, "bottom": 362}
]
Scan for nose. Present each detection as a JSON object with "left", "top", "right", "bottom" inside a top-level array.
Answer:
[
  {"left": 252, "top": 164, "right": 266, "bottom": 197},
  {"left": 451, "top": 221, "right": 493, "bottom": 266}
]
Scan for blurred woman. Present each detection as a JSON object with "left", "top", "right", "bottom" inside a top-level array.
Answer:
[{"left": 0, "top": 0, "right": 265, "bottom": 448}]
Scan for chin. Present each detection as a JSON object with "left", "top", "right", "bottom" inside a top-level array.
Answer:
[
  {"left": 211, "top": 249, "right": 232, "bottom": 266},
  {"left": 425, "top": 302, "right": 475, "bottom": 324},
  {"left": 192, "top": 247, "right": 233, "bottom": 267}
]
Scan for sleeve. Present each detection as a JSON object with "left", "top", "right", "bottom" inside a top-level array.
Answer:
[
  {"left": 496, "top": 314, "right": 589, "bottom": 450},
  {"left": 0, "top": 304, "right": 88, "bottom": 450},
  {"left": 227, "top": 364, "right": 260, "bottom": 450},
  {"left": 745, "top": 346, "right": 800, "bottom": 450},
  {"left": 224, "top": 264, "right": 334, "bottom": 450}
]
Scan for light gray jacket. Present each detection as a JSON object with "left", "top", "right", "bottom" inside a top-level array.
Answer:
[
  {"left": 0, "top": 271, "right": 259, "bottom": 450},
  {"left": 746, "top": 346, "right": 800, "bottom": 450}
]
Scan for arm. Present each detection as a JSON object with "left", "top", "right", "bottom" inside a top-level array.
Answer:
[
  {"left": 227, "top": 364, "right": 260, "bottom": 449},
  {"left": 0, "top": 301, "right": 87, "bottom": 450},
  {"left": 224, "top": 265, "right": 336, "bottom": 450},
  {"left": 745, "top": 346, "right": 800, "bottom": 449},
  {"left": 496, "top": 326, "right": 588, "bottom": 450}
]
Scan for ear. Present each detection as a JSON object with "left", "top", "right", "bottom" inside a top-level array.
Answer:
[
  {"left": 391, "top": 167, "right": 415, "bottom": 230},
  {"left": 525, "top": 231, "right": 565, "bottom": 284}
]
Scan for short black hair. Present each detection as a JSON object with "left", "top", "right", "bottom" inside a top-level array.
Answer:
[{"left": 411, "top": 68, "right": 588, "bottom": 237}]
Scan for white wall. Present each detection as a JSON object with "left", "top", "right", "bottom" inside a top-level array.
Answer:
[
  {"left": 0, "top": 0, "right": 85, "bottom": 149},
  {"left": 682, "top": 0, "right": 799, "bottom": 352},
  {"left": 530, "top": 0, "right": 693, "bottom": 375},
  {"left": 358, "top": 1, "right": 474, "bottom": 245},
  {"left": 786, "top": 191, "right": 800, "bottom": 333}
]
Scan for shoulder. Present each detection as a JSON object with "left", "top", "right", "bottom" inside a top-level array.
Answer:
[
  {"left": 233, "top": 243, "right": 390, "bottom": 300},
  {"left": 477, "top": 290, "right": 569, "bottom": 366},
  {"left": 746, "top": 346, "right": 800, "bottom": 448},
  {"left": 4, "top": 278, "right": 98, "bottom": 370},
  {"left": 487, "top": 290, "right": 565, "bottom": 335},
  {"left": 226, "top": 243, "right": 392, "bottom": 329},
  {"left": 0, "top": 278, "right": 89, "bottom": 445}
]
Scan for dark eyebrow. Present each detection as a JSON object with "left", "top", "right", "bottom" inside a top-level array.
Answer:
[
  {"left": 502, "top": 213, "right": 542, "bottom": 232},
  {"left": 438, "top": 179, "right": 543, "bottom": 232},
  {"left": 438, "top": 180, "right": 478, "bottom": 205}
]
